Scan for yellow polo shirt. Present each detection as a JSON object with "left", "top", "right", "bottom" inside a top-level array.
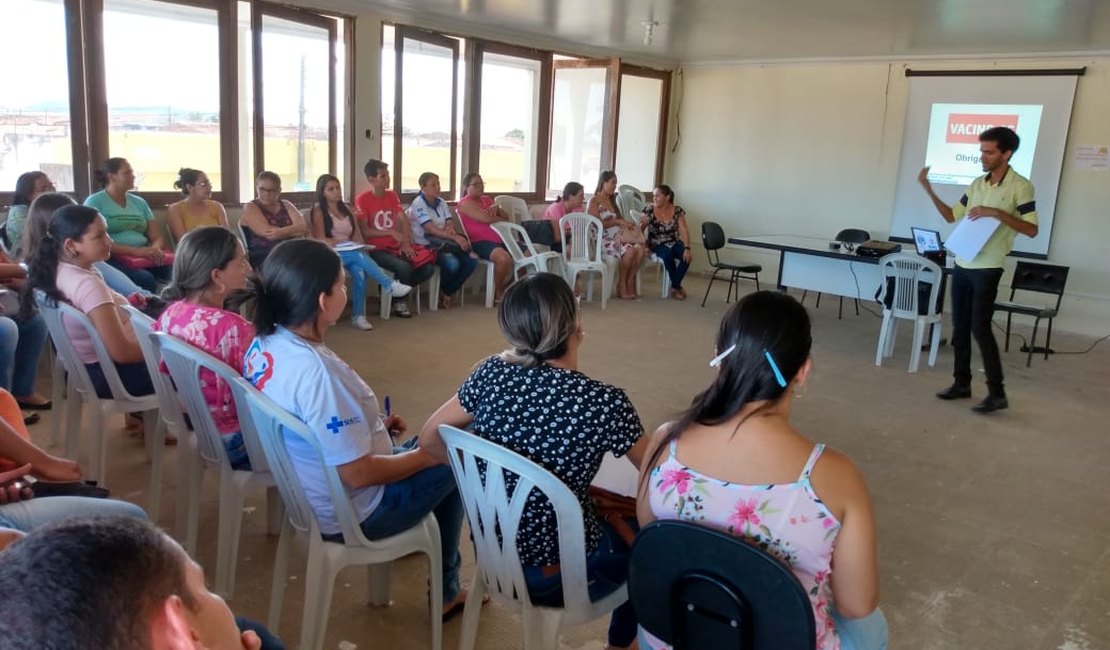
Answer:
[{"left": 951, "top": 168, "right": 1038, "bottom": 269}]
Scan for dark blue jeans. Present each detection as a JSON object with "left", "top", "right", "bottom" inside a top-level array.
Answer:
[
  {"left": 435, "top": 250, "right": 478, "bottom": 296},
  {"left": 522, "top": 520, "right": 638, "bottom": 647},
  {"left": 85, "top": 361, "right": 154, "bottom": 399},
  {"left": 323, "top": 441, "right": 463, "bottom": 605},
  {"left": 950, "top": 265, "right": 1005, "bottom": 396},
  {"left": 652, "top": 242, "right": 690, "bottom": 290},
  {"left": 0, "top": 313, "right": 48, "bottom": 397}
]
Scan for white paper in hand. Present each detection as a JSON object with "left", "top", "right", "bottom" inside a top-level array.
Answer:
[
  {"left": 333, "top": 242, "right": 369, "bottom": 252},
  {"left": 944, "top": 216, "right": 1001, "bottom": 260}
]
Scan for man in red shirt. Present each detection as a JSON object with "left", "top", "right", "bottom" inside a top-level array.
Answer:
[{"left": 354, "top": 160, "right": 435, "bottom": 318}]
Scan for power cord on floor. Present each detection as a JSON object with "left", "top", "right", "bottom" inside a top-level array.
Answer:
[
  {"left": 991, "top": 321, "right": 1110, "bottom": 356},
  {"left": 849, "top": 262, "right": 884, "bottom": 318}
]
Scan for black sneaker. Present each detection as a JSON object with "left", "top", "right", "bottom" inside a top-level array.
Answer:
[
  {"left": 972, "top": 395, "right": 1008, "bottom": 414},
  {"left": 392, "top": 300, "right": 413, "bottom": 318},
  {"left": 936, "top": 384, "right": 972, "bottom": 400}
]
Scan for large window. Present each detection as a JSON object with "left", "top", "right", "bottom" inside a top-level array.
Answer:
[
  {"left": 0, "top": 0, "right": 74, "bottom": 192},
  {"left": 548, "top": 62, "right": 612, "bottom": 197},
  {"left": 256, "top": 8, "right": 335, "bottom": 193},
  {"left": 478, "top": 50, "right": 542, "bottom": 193},
  {"left": 383, "top": 25, "right": 460, "bottom": 198},
  {"left": 615, "top": 71, "right": 668, "bottom": 193},
  {"left": 102, "top": 0, "right": 221, "bottom": 192}
]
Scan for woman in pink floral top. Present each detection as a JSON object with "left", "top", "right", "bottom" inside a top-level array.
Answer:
[
  {"left": 636, "top": 291, "right": 888, "bottom": 650},
  {"left": 154, "top": 226, "right": 255, "bottom": 470}
]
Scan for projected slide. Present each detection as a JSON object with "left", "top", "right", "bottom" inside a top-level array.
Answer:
[{"left": 924, "top": 103, "right": 1043, "bottom": 185}]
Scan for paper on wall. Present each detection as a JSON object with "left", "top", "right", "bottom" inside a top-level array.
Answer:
[
  {"left": 944, "top": 215, "right": 1002, "bottom": 260},
  {"left": 1074, "top": 145, "right": 1109, "bottom": 171}
]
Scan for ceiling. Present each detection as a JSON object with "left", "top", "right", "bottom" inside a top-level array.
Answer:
[{"left": 317, "top": 0, "right": 1110, "bottom": 66}]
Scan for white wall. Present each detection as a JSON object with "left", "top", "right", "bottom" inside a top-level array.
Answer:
[{"left": 666, "top": 59, "right": 1110, "bottom": 337}]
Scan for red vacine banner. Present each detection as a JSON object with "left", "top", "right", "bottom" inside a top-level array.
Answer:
[{"left": 945, "top": 113, "right": 1019, "bottom": 144}]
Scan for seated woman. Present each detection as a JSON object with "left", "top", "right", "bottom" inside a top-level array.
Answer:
[
  {"left": 530, "top": 181, "right": 585, "bottom": 254},
  {"left": 309, "top": 174, "right": 410, "bottom": 331},
  {"left": 239, "top": 171, "right": 309, "bottom": 270},
  {"left": 241, "top": 239, "right": 468, "bottom": 617},
  {"left": 419, "top": 272, "right": 648, "bottom": 650},
  {"left": 0, "top": 260, "right": 49, "bottom": 420},
  {"left": 5, "top": 171, "right": 54, "bottom": 257},
  {"left": 455, "top": 172, "right": 513, "bottom": 304},
  {"left": 154, "top": 226, "right": 255, "bottom": 470},
  {"left": 23, "top": 193, "right": 163, "bottom": 316},
  {"left": 83, "top": 158, "right": 173, "bottom": 293},
  {"left": 637, "top": 291, "right": 887, "bottom": 650},
  {"left": 639, "top": 185, "right": 691, "bottom": 300},
  {"left": 588, "top": 172, "right": 647, "bottom": 300},
  {"left": 167, "top": 168, "right": 230, "bottom": 242},
  {"left": 407, "top": 171, "right": 476, "bottom": 309},
  {"left": 20, "top": 204, "right": 154, "bottom": 402}
]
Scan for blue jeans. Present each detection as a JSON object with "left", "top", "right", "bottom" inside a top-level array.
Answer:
[
  {"left": 435, "top": 250, "right": 477, "bottom": 297},
  {"left": 339, "top": 250, "right": 394, "bottom": 319},
  {"left": 106, "top": 257, "right": 171, "bottom": 293},
  {"left": 471, "top": 240, "right": 506, "bottom": 262},
  {"left": 652, "top": 242, "right": 690, "bottom": 290},
  {"left": 0, "top": 496, "right": 146, "bottom": 532},
  {"left": 323, "top": 443, "right": 463, "bottom": 605},
  {"left": 224, "top": 432, "right": 252, "bottom": 471},
  {"left": 0, "top": 313, "right": 48, "bottom": 397},
  {"left": 831, "top": 605, "right": 889, "bottom": 650},
  {"left": 85, "top": 362, "right": 154, "bottom": 399},
  {"left": 523, "top": 520, "right": 638, "bottom": 647},
  {"left": 94, "top": 261, "right": 152, "bottom": 297}
]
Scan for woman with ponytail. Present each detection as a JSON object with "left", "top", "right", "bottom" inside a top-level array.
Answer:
[
  {"left": 19, "top": 205, "right": 153, "bottom": 402},
  {"left": 154, "top": 226, "right": 254, "bottom": 468},
  {"left": 419, "top": 272, "right": 648, "bottom": 650},
  {"left": 240, "top": 239, "right": 469, "bottom": 618},
  {"left": 636, "top": 291, "right": 887, "bottom": 650}
]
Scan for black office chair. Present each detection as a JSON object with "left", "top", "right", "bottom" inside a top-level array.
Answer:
[
  {"left": 701, "top": 222, "right": 762, "bottom": 307},
  {"left": 993, "top": 261, "right": 1069, "bottom": 367},
  {"left": 629, "top": 520, "right": 816, "bottom": 650},
  {"left": 801, "top": 228, "right": 870, "bottom": 319}
]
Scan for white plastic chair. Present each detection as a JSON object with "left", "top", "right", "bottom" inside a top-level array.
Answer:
[
  {"left": 493, "top": 195, "right": 530, "bottom": 224},
  {"left": 559, "top": 214, "right": 611, "bottom": 309},
  {"left": 456, "top": 217, "right": 496, "bottom": 308},
  {"left": 229, "top": 375, "right": 443, "bottom": 650},
  {"left": 34, "top": 292, "right": 161, "bottom": 487},
  {"left": 124, "top": 306, "right": 188, "bottom": 523},
  {"left": 492, "top": 221, "right": 563, "bottom": 280},
  {"left": 875, "top": 252, "right": 944, "bottom": 373},
  {"left": 155, "top": 333, "right": 283, "bottom": 598},
  {"left": 438, "top": 424, "right": 627, "bottom": 650}
]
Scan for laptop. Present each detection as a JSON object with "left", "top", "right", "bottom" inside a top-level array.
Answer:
[{"left": 910, "top": 226, "right": 943, "bottom": 255}]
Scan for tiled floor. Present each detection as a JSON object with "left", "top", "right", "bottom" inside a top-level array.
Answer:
[{"left": 27, "top": 273, "right": 1110, "bottom": 649}]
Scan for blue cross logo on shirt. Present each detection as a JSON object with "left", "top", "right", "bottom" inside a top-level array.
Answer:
[{"left": 326, "top": 416, "right": 344, "bottom": 434}]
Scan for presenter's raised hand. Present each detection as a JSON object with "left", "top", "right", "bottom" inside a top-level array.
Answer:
[{"left": 917, "top": 166, "right": 932, "bottom": 189}]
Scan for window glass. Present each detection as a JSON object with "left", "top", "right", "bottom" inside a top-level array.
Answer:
[
  {"left": 0, "top": 0, "right": 74, "bottom": 192},
  {"left": 103, "top": 0, "right": 221, "bottom": 191},
  {"left": 479, "top": 52, "right": 540, "bottom": 193},
  {"left": 615, "top": 74, "right": 664, "bottom": 192},
  {"left": 260, "top": 14, "right": 330, "bottom": 191},
  {"left": 548, "top": 66, "right": 606, "bottom": 198}
]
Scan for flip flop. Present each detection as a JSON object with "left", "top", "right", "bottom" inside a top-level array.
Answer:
[
  {"left": 16, "top": 399, "right": 52, "bottom": 411},
  {"left": 22, "top": 411, "right": 40, "bottom": 426},
  {"left": 441, "top": 592, "right": 491, "bottom": 623}
]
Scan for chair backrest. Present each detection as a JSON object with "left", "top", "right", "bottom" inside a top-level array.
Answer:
[
  {"left": 877, "top": 252, "right": 942, "bottom": 319},
  {"left": 34, "top": 290, "right": 143, "bottom": 401},
  {"left": 1009, "top": 261, "right": 1069, "bottom": 309},
  {"left": 493, "top": 195, "right": 529, "bottom": 224},
  {"left": 617, "top": 184, "right": 645, "bottom": 205},
  {"left": 614, "top": 192, "right": 645, "bottom": 222},
  {"left": 228, "top": 371, "right": 371, "bottom": 546},
  {"left": 491, "top": 221, "right": 531, "bottom": 263},
  {"left": 701, "top": 221, "right": 726, "bottom": 252},
  {"left": 629, "top": 520, "right": 816, "bottom": 650},
  {"left": 124, "top": 307, "right": 189, "bottom": 433},
  {"left": 835, "top": 228, "right": 871, "bottom": 245},
  {"left": 155, "top": 332, "right": 270, "bottom": 473},
  {"left": 559, "top": 214, "right": 603, "bottom": 265},
  {"left": 438, "top": 424, "right": 605, "bottom": 618}
]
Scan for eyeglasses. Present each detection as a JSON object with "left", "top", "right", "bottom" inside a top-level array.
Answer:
[
  {"left": 257, "top": 186, "right": 280, "bottom": 194},
  {"left": 195, "top": 181, "right": 211, "bottom": 188}
]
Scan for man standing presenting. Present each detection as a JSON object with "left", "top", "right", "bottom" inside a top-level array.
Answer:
[{"left": 918, "top": 126, "right": 1039, "bottom": 414}]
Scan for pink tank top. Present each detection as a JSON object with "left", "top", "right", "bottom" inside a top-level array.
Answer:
[{"left": 646, "top": 441, "right": 842, "bottom": 649}]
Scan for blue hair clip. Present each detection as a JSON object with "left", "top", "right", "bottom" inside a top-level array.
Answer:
[{"left": 764, "top": 350, "right": 788, "bottom": 388}]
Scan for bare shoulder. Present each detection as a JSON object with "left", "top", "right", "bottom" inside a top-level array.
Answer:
[{"left": 808, "top": 444, "right": 873, "bottom": 517}]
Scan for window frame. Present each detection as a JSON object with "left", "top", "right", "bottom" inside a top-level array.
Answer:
[
  {"left": 252, "top": 1, "right": 338, "bottom": 205},
  {"left": 617, "top": 63, "right": 672, "bottom": 189},
  {"left": 390, "top": 25, "right": 460, "bottom": 203}
]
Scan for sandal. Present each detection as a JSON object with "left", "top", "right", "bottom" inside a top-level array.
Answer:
[
  {"left": 22, "top": 411, "right": 40, "bottom": 426},
  {"left": 441, "top": 590, "right": 491, "bottom": 623},
  {"left": 16, "top": 398, "right": 52, "bottom": 411}
]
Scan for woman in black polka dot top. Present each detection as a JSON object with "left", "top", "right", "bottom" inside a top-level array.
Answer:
[{"left": 420, "top": 272, "right": 648, "bottom": 650}]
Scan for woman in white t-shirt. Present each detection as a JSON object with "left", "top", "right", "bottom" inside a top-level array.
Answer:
[
  {"left": 240, "top": 239, "right": 470, "bottom": 619},
  {"left": 20, "top": 205, "right": 154, "bottom": 402}
]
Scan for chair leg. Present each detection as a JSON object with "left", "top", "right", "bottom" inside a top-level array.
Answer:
[
  {"left": 457, "top": 574, "right": 486, "bottom": 650},
  {"left": 815, "top": 292, "right": 822, "bottom": 308},
  {"left": 838, "top": 296, "right": 844, "bottom": 320},
  {"left": 300, "top": 542, "right": 337, "bottom": 650},
  {"left": 854, "top": 298, "right": 860, "bottom": 316},
  {"left": 875, "top": 312, "right": 892, "bottom": 366},
  {"left": 521, "top": 603, "right": 565, "bottom": 650},
  {"left": 928, "top": 321, "right": 942, "bottom": 367},
  {"left": 1027, "top": 317, "right": 1041, "bottom": 367},
  {"left": 367, "top": 563, "right": 392, "bottom": 606},
  {"left": 800, "top": 290, "right": 808, "bottom": 305},
  {"left": 65, "top": 381, "right": 82, "bottom": 460},
  {"left": 146, "top": 413, "right": 165, "bottom": 522},
  {"left": 1004, "top": 312, "right": 1013, "bottom": 352},
  {"left": 89, "top": 404, "right": 107, "bottom": 486},
  {"left": 268, "top": 520, "right": 293, "bottom": 631},
  {"left": 1045, "top": 319, "right": 1054, "bottom": 360},
  {"left": 266, "top": 486, "right": 284, "bottom": 537},
  {"left": 909, "top": 319, "right": 926, "bottom": 373},
  {"left": 700, "top": 270, "right": 721, "bottom": 307},
  {"left": 754, "top": 273, "right": 761, "bottom": 291},
  {"left": 727, "top": 272, "right": 738, "bottom": 304},
  {"left": 50, "top": 355, "right": 66, "bottom": 448},
  {"left": 214, "top": 472, "right": 247, "bottom": 598},
  {"left": 178, "top": 438, "right": 202, "bottom": 556}
]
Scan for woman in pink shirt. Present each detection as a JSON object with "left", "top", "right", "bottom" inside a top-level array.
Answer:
[
  {"left": 456, "top": 172, "right": 513, "bottom": 304},
  {"left": 155, "top": 226, "right": 255, "bottom": 469},
  {"left": 540, "top": 181, "right": 585, "bottom": 253}
]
